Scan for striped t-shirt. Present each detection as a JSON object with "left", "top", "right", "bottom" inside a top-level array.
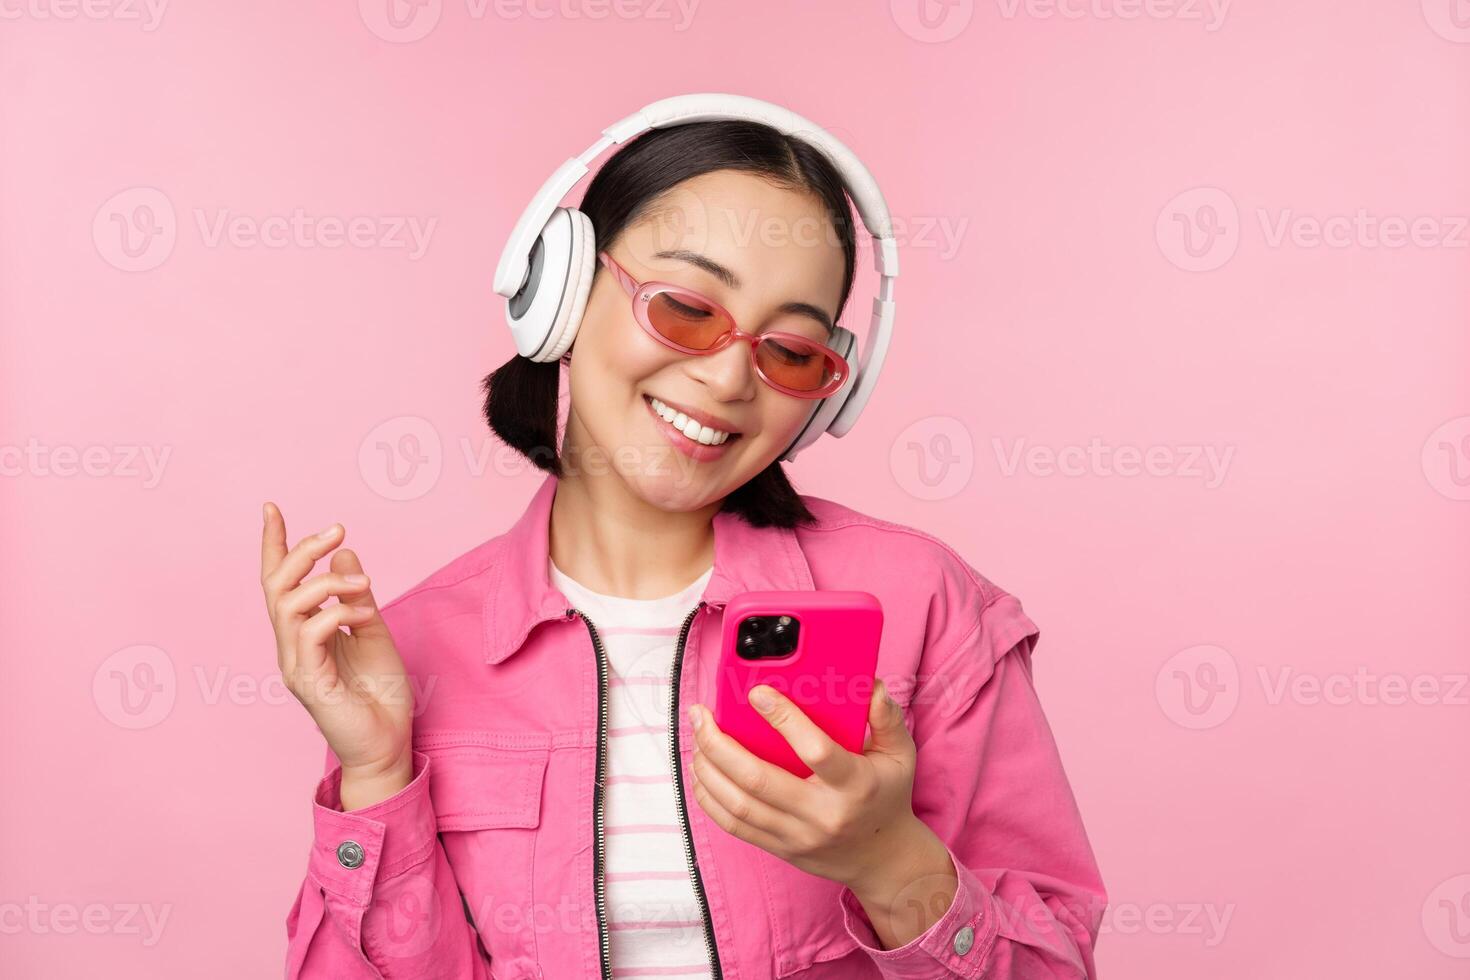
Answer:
[{"left": 549, "top": 557, "right": 716, "bottom": 980}]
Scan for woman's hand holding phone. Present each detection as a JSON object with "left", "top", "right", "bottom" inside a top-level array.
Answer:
[
  {"left": 694, "top": 590, "right": 959, "bottom": 949},
  {"left": 686, "top": 683, "right": 954, "bottom": 920},
  {"left": 260, "top": 502, "right": 415, "bottom": 811}
]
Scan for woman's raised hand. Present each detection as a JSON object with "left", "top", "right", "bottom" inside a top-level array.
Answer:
[{"left": 261, "top": 502, "right": 415, "bottom": 810}]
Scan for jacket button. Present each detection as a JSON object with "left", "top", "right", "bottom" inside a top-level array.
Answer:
[
  {"left": 952, "top": 924, "right": 975, "bottom": 955},
  {"left": 336, "top": 840, "right": 366, "bottom": 869}
]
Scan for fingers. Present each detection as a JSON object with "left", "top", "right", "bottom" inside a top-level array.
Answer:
[
  {"left": 261, "top": 513, "right": 346, "bottom": 604},
  {"left": 687, "top": 704, "right": 807, "bottom": 817},
  {"left": 295, "top": 602, "right": 375, "bottom": 681},
  {"left": 273, "top": 571, "right": 375, "bottom": 623},
  {"left": 690, "top": 733, "right": 804, "bottom": 840},
  {"left": 268, "top": 565, "right": 371, "bottom": 677},
  {"left": 328, "top": 548, "right": 390, "bottom": 640},
  {"left": 689, "top": 765, "right": 790, "bottom": 855},
  {"left": 261, "top": 502, "right": 287, "bottom": 582},
  {"left": 862, "top": 678, "right": 915, "bottom": 760},
  {"left": 747, "top": 685, "right": 859, "bottom": 787}
]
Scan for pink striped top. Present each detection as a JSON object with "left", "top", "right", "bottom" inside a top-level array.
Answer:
[{"left": 549, "top": 557, "right": 716, "bottom": 980}]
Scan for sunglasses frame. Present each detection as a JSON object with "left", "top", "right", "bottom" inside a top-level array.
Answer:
[{"left": 597, "top": 251, "right": 848, "bottom": 400}]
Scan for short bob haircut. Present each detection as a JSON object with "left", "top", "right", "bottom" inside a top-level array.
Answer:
[{"left": 481, "top": 119, "right": 859, "bottom": 529}]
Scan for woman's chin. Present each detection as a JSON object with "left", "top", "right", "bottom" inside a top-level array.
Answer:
[{"left": 625, "top": 469, "right": 725, "bottom": 513}]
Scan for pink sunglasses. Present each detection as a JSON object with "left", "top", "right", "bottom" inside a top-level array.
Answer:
[{"left": 598, "top": 251, "right": 848, "bottom": 399}]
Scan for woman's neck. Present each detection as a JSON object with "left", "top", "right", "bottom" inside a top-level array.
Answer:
[{"left": 548, "top": 469, "right": 719, "bottom": 600}]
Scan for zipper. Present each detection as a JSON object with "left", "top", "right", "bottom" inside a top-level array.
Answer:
[
  {"left": 568, "top": 607, "right": 615, "bottom": 980},
  {"left": 571, "top": 600, "right": 724, "bottom": 980},
  {"left": 668, "top": 601, "right": 724, "bottom": 979}
]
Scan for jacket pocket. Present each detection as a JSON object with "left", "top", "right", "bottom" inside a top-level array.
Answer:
[
  {"left": 421, "top": 744, "right": 548, "bottom": 980},
  {"left": 758, "top": 851, "right": 860, "bottom": 977},
  {"left": 426, "top": 744, "right": 547, "bottom": 832}
]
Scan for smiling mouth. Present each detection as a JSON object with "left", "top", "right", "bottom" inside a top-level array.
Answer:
[{"left": 644, "top": 395, "right": 741, "bottom": 446}]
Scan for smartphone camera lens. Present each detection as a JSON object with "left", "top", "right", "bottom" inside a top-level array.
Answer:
[
  {"left": 737, "top": 615, "right": 799, "bottom": 659},
  {"left": 767, "top": 616, "right": 799, "bottom": 656}
]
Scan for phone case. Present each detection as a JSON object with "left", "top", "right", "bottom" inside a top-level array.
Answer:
[{"left": 712, "top": 590, "right": 884, "bottom": 778}]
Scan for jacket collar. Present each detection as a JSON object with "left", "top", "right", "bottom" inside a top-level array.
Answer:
[{"left": 484, "top": 472, "right": 814, "bottom": 664}]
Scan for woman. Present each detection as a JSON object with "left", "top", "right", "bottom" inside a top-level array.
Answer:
[{"left": 263, "top": 102, "right": 1107, "bottom": 979}]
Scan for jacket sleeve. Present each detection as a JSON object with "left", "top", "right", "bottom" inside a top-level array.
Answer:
[
  {"left": 283, "top": 747, "right": 495, "bottom": 979},
  {"left": 836, "top": 592, "right": 1108, "bottom": 978}
]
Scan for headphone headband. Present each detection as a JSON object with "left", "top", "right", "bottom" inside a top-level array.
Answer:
[{"left": 493, "top": 93, "right": 898, "bottom": 455}]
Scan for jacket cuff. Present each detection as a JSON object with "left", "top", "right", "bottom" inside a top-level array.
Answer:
[
  {"left": 838, "top": 839, "right": 998, "bottom": 979},
  {"left": 308, "top": 750, "right": 438, "bottom": 909}
]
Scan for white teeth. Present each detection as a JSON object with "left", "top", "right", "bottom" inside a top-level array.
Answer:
[{"left": 649, "top": 397, "right": 732, "bottom": 446}]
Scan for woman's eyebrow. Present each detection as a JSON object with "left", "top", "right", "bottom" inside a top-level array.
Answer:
[{"left": 653, "top": 248, "right": 835, "bottom": 334}]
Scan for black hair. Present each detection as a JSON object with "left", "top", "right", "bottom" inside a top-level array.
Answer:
[{"left": 481, "top": 119, "right": 860, "bottom": 528}]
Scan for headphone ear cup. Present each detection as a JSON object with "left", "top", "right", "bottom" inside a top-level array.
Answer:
[
  {"left": 540, "top": 209, "right": 596, "bottom": 362},
  {"left": 777, "top": 326, "right": 859, "bottom": 462},
  {"left": 505, "top": 208, "right": 597, "bottom": 363}
]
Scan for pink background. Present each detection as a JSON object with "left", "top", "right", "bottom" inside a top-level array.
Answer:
[{"left": 3, "top": 1, "right": 1467, "bottom": 977}]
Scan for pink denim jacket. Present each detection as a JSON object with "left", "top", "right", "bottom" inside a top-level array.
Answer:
[{"left": 284, "top": 473, "right": 1107, "bottom": 979}]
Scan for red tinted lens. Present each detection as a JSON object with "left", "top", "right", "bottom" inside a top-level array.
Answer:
[
  {"left": 755, "top": 335, "right": 841, "bottom": 392},
  {"left": 645, "top": 290, "right": 732, "bottom": 350}
]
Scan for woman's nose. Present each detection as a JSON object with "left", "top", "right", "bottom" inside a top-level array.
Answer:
[{"left": 685, "top": 333, "right": 759, "bottom": 402}]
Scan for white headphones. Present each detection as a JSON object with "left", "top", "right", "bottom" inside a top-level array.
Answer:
[{"left": 492, "top": 93, "right": 898, "bottom": 462}]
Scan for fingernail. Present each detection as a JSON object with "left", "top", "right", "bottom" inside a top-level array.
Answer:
[
  {"left": 344, "top": 574, "right": 369, "bottom": 586},
  {"left": 262, "top": 502, "right": 271, "bottom": 523},
  {"left": 317, "top": 524, "right": 340, "bottom": 540},
  {"left": 689, "top": 705, "right": 703, "bottom": 731},
  {"left": 749, "top": 687, "right": 775, "bottom": 712}
]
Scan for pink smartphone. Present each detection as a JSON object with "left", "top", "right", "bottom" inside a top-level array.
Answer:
[{"left": 712, "top": 590, "right": 884, "bottom": 778}]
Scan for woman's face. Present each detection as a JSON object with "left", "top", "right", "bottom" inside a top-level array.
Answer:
[{"left": 562, "top": 169, "right": 847, "bottom": 512}]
